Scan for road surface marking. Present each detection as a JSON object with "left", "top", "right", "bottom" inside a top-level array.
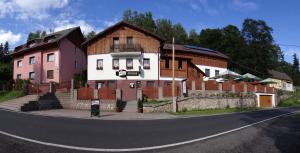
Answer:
[{"left": 0, "top": 111, "right": 295, "bottom": 152}]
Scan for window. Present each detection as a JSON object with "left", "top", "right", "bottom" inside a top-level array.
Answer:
[
  {"left": 47, "top": 70, "right": 54, "bottom": 79},
  {"left": 126, "top": 58, "right": 133, "bottom": 69},
  {"left": 178, "top": 60, "right": 183, "bottom": 69},
  {"left": 29, "top": 56, "right": 35, "bottom": 64},
  {"left": 143, "top": 58, "right": 150, "bottom": 69},
  {"left": 113, "top": 37, "right": 119, "bottom": 51},
  {"left": 127, "top": 37, "right": 133, "bottom": 45},
  {"left": 17, "top": 60, "right": 22, "bottom": 67},
  {"left": 146, "top": 81, "right": 155, "bottom": 87},
  {"left": 165, "top": 59, "right": 170, "bottom": 69},
  {"left": 205, "top": 69, "right": 210, "bottom": 77},
  {"left": 112, "top": 59, "right": 119, "bottom": 69},
  {"left": 17, "top": 74, "right": 21, "bottom": 79},
  {"left": 47, "top": 53, "right": 55, "bottom": 62},
  {"left": 29, "top": 72, "right": 35, "bottom": 80},
  {"left": 97, "top": 59, "right": 103, "bottom": 70},
  {"left": 108, "top": 81, "right": 116, "bottom": 88},
  {"left": 215, "top": 70, "right": 220, "bottom": 76}
]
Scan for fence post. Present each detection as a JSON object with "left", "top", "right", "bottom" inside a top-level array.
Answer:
[
  {"left": 254, "top": 85, "right": 257, "bottom": 93},
  {"left": 116, "top": 88, "right": 121, "bottom": 101},
  {"left": 158, "top": 87, "right": 163, "bottom": 99},
  {"left": 264, "top": 86, "right": 267, "bottom": 93},
  {"left": 232, "top": 84, "right": 236, "bottom": 93},
  {"left": 201, "top": 81, "right": 205, "bottom": 92},
  {"left": 243, "top": 83, "right": 248, "bottom": 94},
  {"left": 218, "top": 82, "right": 222, "bottom": 92},
  {"left": 137, "top": 89, "right": 142, "bottom": 100},
  {"left": 71, "top": 79, "right": 74, "bottom": 98},
  {"left": 191, "top": 81, "right": 196, "bottom": 95},
  {"left": 94, "top": 89, "right": 98, "bottom": 99}
]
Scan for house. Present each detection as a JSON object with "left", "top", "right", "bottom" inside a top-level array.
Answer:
[
  {"left": 83, "top": 21, "right": 228, "bottom": 101},
  {"left": 12, "top": 27, "right": 86, "bottom": 84},
  {"left": 268, "top": 70, "right": 294, "bottom": 92}
]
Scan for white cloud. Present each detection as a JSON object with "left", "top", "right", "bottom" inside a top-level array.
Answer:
[
  {"left": 189, "top": 0, "right": 219, "bottom": 16},
  {"left": 103, "top": 18, "right": 119, "bottom": 27},
  {"left": 0, "top": 0, "right": 69, "bottom": 20},
  {"left": 231, "top": 0, "right": 257, "bottom": 11},
  {"left": 54, "top": 19, "right": 96, "bottom": 34},
  {"left": 0, "top": 29, "right": 22, "bottom": 45}
]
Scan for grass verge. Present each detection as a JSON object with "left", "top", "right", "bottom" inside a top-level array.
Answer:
[
  {"left": 170, "top": 107, "right": 259, "bottom": 116},
  {"left": 278, "top": 87, "right": 300, "bottom": 107},
  {"left": 0, "top": 90, "right": 25, "bottom": 103}
]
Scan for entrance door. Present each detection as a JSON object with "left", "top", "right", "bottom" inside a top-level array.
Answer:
[
  {"left": 260, "top": 95, "right": 272, "bottom": 108},
  {"left": 119, "top": 81, "right": 137, "bottom": 102}
]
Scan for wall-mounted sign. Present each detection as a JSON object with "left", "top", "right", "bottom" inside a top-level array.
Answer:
[
  {"left": 116, "top": 70, "right": 139, "bottom": 77},
  {"left": 129, "top": 82, "right": 135, "bottom": 88},
  {"left": 127, "top": 71, "right": 139, "bottom": 76}
]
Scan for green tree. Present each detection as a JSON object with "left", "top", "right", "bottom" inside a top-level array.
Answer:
[
  {"left": 0, "top": 43, "right": 3, "bottom": 58},
  {"left": 172, "top": 23, "right": 188, "bottom": 44},
  {"left": 27, "top": 30, "right": 47, "bottom": 42},
  {"left": 84, "top": 31, "right": 96, "bottom": 40},
  {"left": 155, "top": 19, "right": 174, "bottom": 42},
  {"left": 123, "top": 9, "right": 156, "bottom": 32},
  {"left": 293, "top": 53, "right": 299, "bottom": 72},
  {"left": 198, "top": 28, "right": 224, "bottom": 51},
  {"left": 187, "top": 29, "right": 200, "bottom": 45},
  {"left": 4, "top": 41, "right": 9, "bottom": 54}
]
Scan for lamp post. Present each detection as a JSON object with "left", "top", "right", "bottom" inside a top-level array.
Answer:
[{"left": 172, "top": 37, "right": 177, "bottom": 112}]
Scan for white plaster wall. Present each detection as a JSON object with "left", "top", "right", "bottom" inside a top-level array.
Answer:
[
  {"left": 88, "top": 53, "right": 159, "bottom": 80},
  {"left": 196, "top": 65, "right": 227, "bottom": 77}
]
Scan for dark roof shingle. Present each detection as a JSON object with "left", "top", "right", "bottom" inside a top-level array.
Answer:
[{"left": 268, "top": 70, "right": 293, "bottom": 82}]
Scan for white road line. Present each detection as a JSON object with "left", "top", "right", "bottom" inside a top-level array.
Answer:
[{"left": 0, "top": 111, "right": 295, "bottom": 152}]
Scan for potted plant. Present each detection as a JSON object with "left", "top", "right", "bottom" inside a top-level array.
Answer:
[
  {"left": 115, "top": 98, "right": 122, "bottom": 112},
  {"left": 137, "top": 98, "right": 143, "bottom": 113}
]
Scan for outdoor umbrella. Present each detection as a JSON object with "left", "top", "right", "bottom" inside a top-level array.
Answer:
[
  {"left": 259, "top": 78, "right": 277, "bottom": 84},
  {"left": 234, "top": 73, "right": 262, "bottom": 82}
]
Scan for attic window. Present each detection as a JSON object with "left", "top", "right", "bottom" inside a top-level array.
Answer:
[{"left": 44, "top": 35, "right": 56, "bottom": 42}]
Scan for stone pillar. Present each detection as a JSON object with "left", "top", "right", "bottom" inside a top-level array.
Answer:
[
  {"left": 254, "top": 85, "right": 257, "bottom": 93},
  {"left": 116, "top": 88, "right": 122, "bottom": 101},
  {"left": 158, "top": 87, "right": 163, "bottom": 99},
  {"left": 264, "top": 86, "right": 267, "bottom": 93},
  {"left": 71, "top": 79, "right": 74, "bottom": 98},
  {"left": 232, "top": 84, "right": 236, "bottom": 93},
  {"left": 73, "top": 89, "right": 77, "bottom": 100},
  {"left": 201, "top": 82, "right": 205, "bottom": 92},
  {"left": 137, "top": 89, "right": 142, "bottom": 101},
  {"left": 191, "top": 80, "right": 196, "bottom": 95},
  {"left": 218, "top": 83, "right": 222, "bottom": 92},
  {"left": 94, "top": 89, "right": 98, "bottom": 99},
  {"left": 243, "top": 83, "right": 248, "bottom": 94},
  {"left": 49, "top": 82, "right": 54, "bottom": 93}
]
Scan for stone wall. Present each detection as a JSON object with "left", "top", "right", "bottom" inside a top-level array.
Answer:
[
  {"left": 71, "top": 100, "right": 115, "bottom": 111},
  {"left": 143, "top": 94, "right": 256, "bottom": 113}
]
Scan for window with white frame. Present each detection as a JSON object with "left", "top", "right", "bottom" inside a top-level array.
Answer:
[
  {"left": 112, "top": 59, "right": 119, "bottom": 69},
  {"left": 143, "top": 58, "right": 150, "bottom": 69},
  {"left": 17, "top": 60, "right": 22, "bottom": 67},
  {"left": 126, "top": 58, "right": 133, "bottom": 69},
  {"left": 29, "top": 72, "right": 35, "bottom": 80},
  {"left": 205, "top": 69, "right": 210, "bottom": 77},
  {"left": 97, "top": 59, "right": 103, "bottom": 70},
  {"left": 29, "top": 56, "right": 35, "bottom": 64},
  {"left": 47, "top": 53, "right": 55, "bottom": 62}
]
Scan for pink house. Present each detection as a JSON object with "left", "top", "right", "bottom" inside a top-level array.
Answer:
[{"left": 12, "top": 27, "right": 86, "bottom": 84}]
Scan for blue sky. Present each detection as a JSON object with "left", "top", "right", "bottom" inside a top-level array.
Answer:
[{"left": 0, "top": 0, "right": 299, "bottom": 63}]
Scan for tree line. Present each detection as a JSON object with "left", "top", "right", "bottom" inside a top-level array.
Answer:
[{"left": 121, "top": 9, "right": 300, "bottom": 86}]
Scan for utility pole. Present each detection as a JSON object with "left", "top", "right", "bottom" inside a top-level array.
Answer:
[{"left": 172, "top": 37, "right": 177, "bottom": 112}]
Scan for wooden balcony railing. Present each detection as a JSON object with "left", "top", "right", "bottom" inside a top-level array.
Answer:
[{"left": 110, "top": 44, "right": 143, "bottom": 52}]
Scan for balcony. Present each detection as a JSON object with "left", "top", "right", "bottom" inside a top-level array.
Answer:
[{"left": 110, "top": 44, "right": 143, "bottom": 57}]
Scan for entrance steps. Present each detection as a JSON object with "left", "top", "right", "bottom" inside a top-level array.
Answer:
[
  {"left": 0, "top": 95, "right": 38, "bottom": 111},
  {"left": 123, "top": 101, "right": 137, "bottom": 112}
]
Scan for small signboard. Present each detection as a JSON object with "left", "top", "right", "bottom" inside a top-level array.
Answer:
[
  {"left": 127, "top": 71, "right": 139, "bottom": 76},
  {"left": 129, "top": 82, "right": 135, "bottom": 88},
  {"left": 91, "top": 99, "right": 100, "bottom": 117}
]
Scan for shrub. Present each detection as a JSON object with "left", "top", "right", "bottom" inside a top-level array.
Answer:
[
  {"left": 116, "top": 98, "right": 122, "bottom": 108},
  {"left": 137, "top": 98, "right": 143, "bottom": 109},
  {"left": 182, "top": 107, "right": 188, "bottom": 112}
]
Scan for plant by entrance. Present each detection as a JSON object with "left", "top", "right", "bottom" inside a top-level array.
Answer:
[
  {"left": 137, "top": 98, "right": 143, "bottom": 113},
  {"left": 116, "top": 98, "right": 122, "bottom": 112}
]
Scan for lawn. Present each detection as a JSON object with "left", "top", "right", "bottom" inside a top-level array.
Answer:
[
  {"left": 0, "top": 90, "right": 25, "bottom": 103},
  {"left": 170, "top": 107, "right": 259, "bottom": 116},
  {"left": 278, "top": 87, "right": 300, "bottom": 107}
]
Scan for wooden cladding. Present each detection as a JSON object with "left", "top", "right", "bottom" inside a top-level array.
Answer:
[
  {"left": 87, "top": 26, "right": 161, "bottom": 55},
  {"left": 162, "top": 51, "right": 228, "bottom": 68}
]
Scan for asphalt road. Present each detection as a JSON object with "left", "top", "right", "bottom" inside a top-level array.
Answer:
[{"left": 0, "top": 107, "right": 299, "bottom": 152}]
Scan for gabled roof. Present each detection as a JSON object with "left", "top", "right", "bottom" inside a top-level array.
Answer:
[
  {"left": 163, "top": 44, "right": 229, "bottom": 60},
  {"left": 13, "top": 27, "right": 81, "bottom": 56},
  {"left": 268, "top": 70, "right": 293, "bottom": 82},
  {"left": 82, "top": 20, "right": 164, "bottom": 45}
]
